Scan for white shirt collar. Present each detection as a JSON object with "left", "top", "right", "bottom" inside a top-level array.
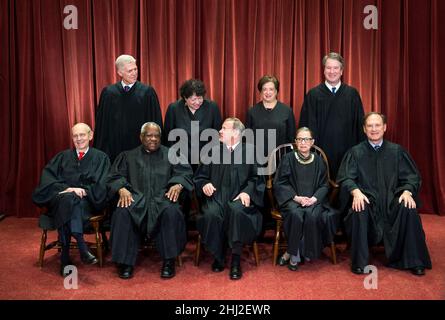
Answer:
[
  {"left": 227, "top": 141, "right": 240, "bottom": 151},
  {"left": 76, "top": 147, "right": 89, "bottom": 156},
  {"left": 325, "top": 81, "right": 341, "bottom": 92},
  {"left": 368, "top": 140, "right": 383, "bottom": 148},
  {"left": 121, "top": 81, "right": 135, "bottom": 89}
]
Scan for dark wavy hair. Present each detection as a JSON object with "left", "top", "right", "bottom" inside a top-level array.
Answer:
[{"left": 180, "top": 79, "right": 207, "bottom": 100}]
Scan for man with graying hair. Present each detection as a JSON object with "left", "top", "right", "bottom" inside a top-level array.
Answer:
[
  {"left": 193, "top": 118, "right": 265, "bottom": 280},
  {"left": 337, "top": 112, "right": 432, "bottom": 276},
  {"left": 32, "top": 123, "right": 111, "bottom": 276},
  {"left": 94, "top": 54, "right": 163, "bottom": 163},
  {"left": 107, "top": 122, "right": 193, "bottom": 279}
]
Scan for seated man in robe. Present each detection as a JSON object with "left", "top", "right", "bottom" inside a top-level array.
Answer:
[
  {"left": 194, "top": 118, "right": 265, "bottom": 280},
  {"left": 273, "top": 127, "right": 337, "bottom": 271},
  {"left": 337, "top": 112, "right": 432, "bottom": 276},
  {"left": 107, "top": 122, "right": 193, "bottom": 279},
  {"left": 32, "top": 123, "right": 110, "bottom": 276}
]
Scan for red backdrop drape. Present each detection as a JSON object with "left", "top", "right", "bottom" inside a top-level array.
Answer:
[{"left": 1, "top": 0, "right": 444, "bottom": 217}]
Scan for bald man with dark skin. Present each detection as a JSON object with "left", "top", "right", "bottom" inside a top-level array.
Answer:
[{"left": 108, "top": 122, "right": 194, "bottom": 280}]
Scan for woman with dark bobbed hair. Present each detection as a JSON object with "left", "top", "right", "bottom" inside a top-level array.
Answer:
[
  {"left": 163, "top": 79, "right": 222, "bottom": 170},
  {"left": 246, "top": 75, "right": 297, "bottom": 233}
]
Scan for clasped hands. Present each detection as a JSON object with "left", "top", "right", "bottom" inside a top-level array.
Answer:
[
  {"left": 60, "top": 187, "right": 87, "bottom": 198},
  {"left": 202, "top": 183, "right": 251, "bottom": 207},
  {"left": 293, "top": 195, "right": 317, "bottom": 207}
]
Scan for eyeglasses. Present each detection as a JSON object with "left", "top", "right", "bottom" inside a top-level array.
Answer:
[
  {"left": 186, "top": 96, "right": 204, "bottom": 104},
  {"left": 295, "top": 137, "right": 313, "bottom": 143}
]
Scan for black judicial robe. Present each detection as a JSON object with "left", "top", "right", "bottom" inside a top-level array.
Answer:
[
  {"left": 194, "top": 143, "right": 265, "bottom": 247},
  {"left": 273, "top": 152, "right": 338, "bottom": 257},
  {"left": 246, "top": 101, "right": 296, "bottom": 159},
  {"left": 94, "top": 81, "right": 163, "bottom": 163},
  {"left": 337, "top": 140, "right": 432, "bottom": 268},
  {"left": 107, "top": 145, "right": 193, "bottom": 236},
  {"left": 163, "top": 99, "right": 222, "bottom": 164},
  {"left": 299, "top": 83, "right": 365, "bottom": 178},
  {"left": 32, "top": 148, "right": 110, "bottom": 229}
]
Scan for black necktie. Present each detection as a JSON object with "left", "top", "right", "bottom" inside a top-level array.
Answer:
[
  {"left": 332, "top": 87, "right": 336, "bottom": 94},
  {"left": 374, "top": 145, "right": 380, "bottom": 151},
  {"left": 124, "top": 85, "right": 130, "bottom": 92}
]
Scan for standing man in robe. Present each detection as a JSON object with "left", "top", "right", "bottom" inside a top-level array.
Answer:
[
  {"left": 94, "top": 54, "right": 163, "bottom": 163},
  {"left": 32, "top": 123, "right": 110, "bottom": 276},
  {"left": 299, "top": 52, "right": 365, "bottom": 180},
  {"left": 107, "top": 122, "right": 193, "bottom": 280},
  {"left": 194, "top": 118, "right": 265, "bottom": 280},
  {"left": 337, "top": 112, "right": 432, "bottom": 276}
]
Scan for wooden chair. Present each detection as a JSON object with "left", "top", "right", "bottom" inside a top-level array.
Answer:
[
  {"left": 38, "top": 208, "right": 108, "bottom": 268},
  {"left": 193, "top": 191, "right": 260, "bottom": 267},
  {"left": 266, "top": 143, "right": 339, "bottom": 266}
]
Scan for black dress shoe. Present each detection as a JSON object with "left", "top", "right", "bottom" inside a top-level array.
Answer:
[
  {"left": 411, "top": 267, "right": 425, "bottom": 276},
  {"left": 161, "top": 259, "right": 176, "bottom": 279},
  {"left": 80, "top": 251, "right": 98, "bottom": 265},
  {"left": 118, "top": 264, "right": 134, "bottom": 279},
  {"left": 60, "top": 261, "right": 74, "bottom": 277},
  {"left": 288, "top": 262, "right": 298, "bottom": 271},
  {"left": 211, "top": 259, "right": 225, "bottom": 272},
  {"left": 229, "top": 264, "right": 242, "bottom": 280},
  {"left": 277, "top": 255, "right": 290, "bottom": 266},
  {"left": 351, "top": 266, "right": 364, "bottom": 274}
]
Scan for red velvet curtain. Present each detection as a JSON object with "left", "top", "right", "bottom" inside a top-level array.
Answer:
[{"left": 1, "top": 0, "right": 444, "bottom": 217}]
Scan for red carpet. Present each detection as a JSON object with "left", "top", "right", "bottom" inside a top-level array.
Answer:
[{"left": 0, "top": 215, "right": 444, "bottom": 300}]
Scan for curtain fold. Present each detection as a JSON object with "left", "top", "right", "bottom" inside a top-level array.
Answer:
[{"left": 1, "top": 0, "right": 444, "bottom": 216}]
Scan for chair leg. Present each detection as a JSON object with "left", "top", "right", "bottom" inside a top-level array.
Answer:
[
  {"left": 273, "top": 220, "right": 281, "bottom": 266},
  {"left": 330, "top": 242, "right": 337, "bottom": 265},
  {"left": 92, "top": 221, "right": 103, "bottom": 267},
  {"left": 38, "top": 230, "right": 47, "bottom": 268},
  {"left": 253, "top": 241, "right": 260, "bottom": 266},
  {"left": 195, "top": 234, "right": 201, "bottom": 266},
  {"left": 177, "top": 255, "right": 183, "bottom": 267},
  {"left": 102, "top": 230, "right": 109, "bottom": 253}
]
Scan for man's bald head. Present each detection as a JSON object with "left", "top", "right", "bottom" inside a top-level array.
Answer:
[{"left": 72, "top": 123, "right": 93, "bottom": 152}]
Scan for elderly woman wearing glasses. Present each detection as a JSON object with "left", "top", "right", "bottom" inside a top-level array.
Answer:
[{"left": 272, "top": 127, "right": 337, "bottom": 271}]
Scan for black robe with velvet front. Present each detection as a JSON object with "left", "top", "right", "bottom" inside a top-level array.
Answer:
[
  {"left": 193, "top": 143, "right": 265, "bottom": 260},
  {"left": 299, "top": 83, "right": 365, "bottom": 179},
  {"left": 246, "top": 101, "right": 296, "bottom": 159},
  {"left": 337, "top": 140, "right": 432, "bottom": 269},
  {"left": 273, "top": 151, "right": 338, "bottom": 259},
  {"left": 94, "top": 81, "right": 163, "bottom": 163},
  {"left": 162, "top": 98, "right": 222, "bottom": 165},
  {"left": 107, "top": 145, "right": 194, "bottom": 236},
  {"left": 32, "top": 148, "right": 110, "bottom": 229}
]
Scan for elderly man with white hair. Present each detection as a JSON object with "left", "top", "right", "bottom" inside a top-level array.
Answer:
[
  {"left": 33, "top": 123, "right": 111, "bottom": 276},
  {"left": 94, "top": 54, "right": 163, "bottom": 163}
]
